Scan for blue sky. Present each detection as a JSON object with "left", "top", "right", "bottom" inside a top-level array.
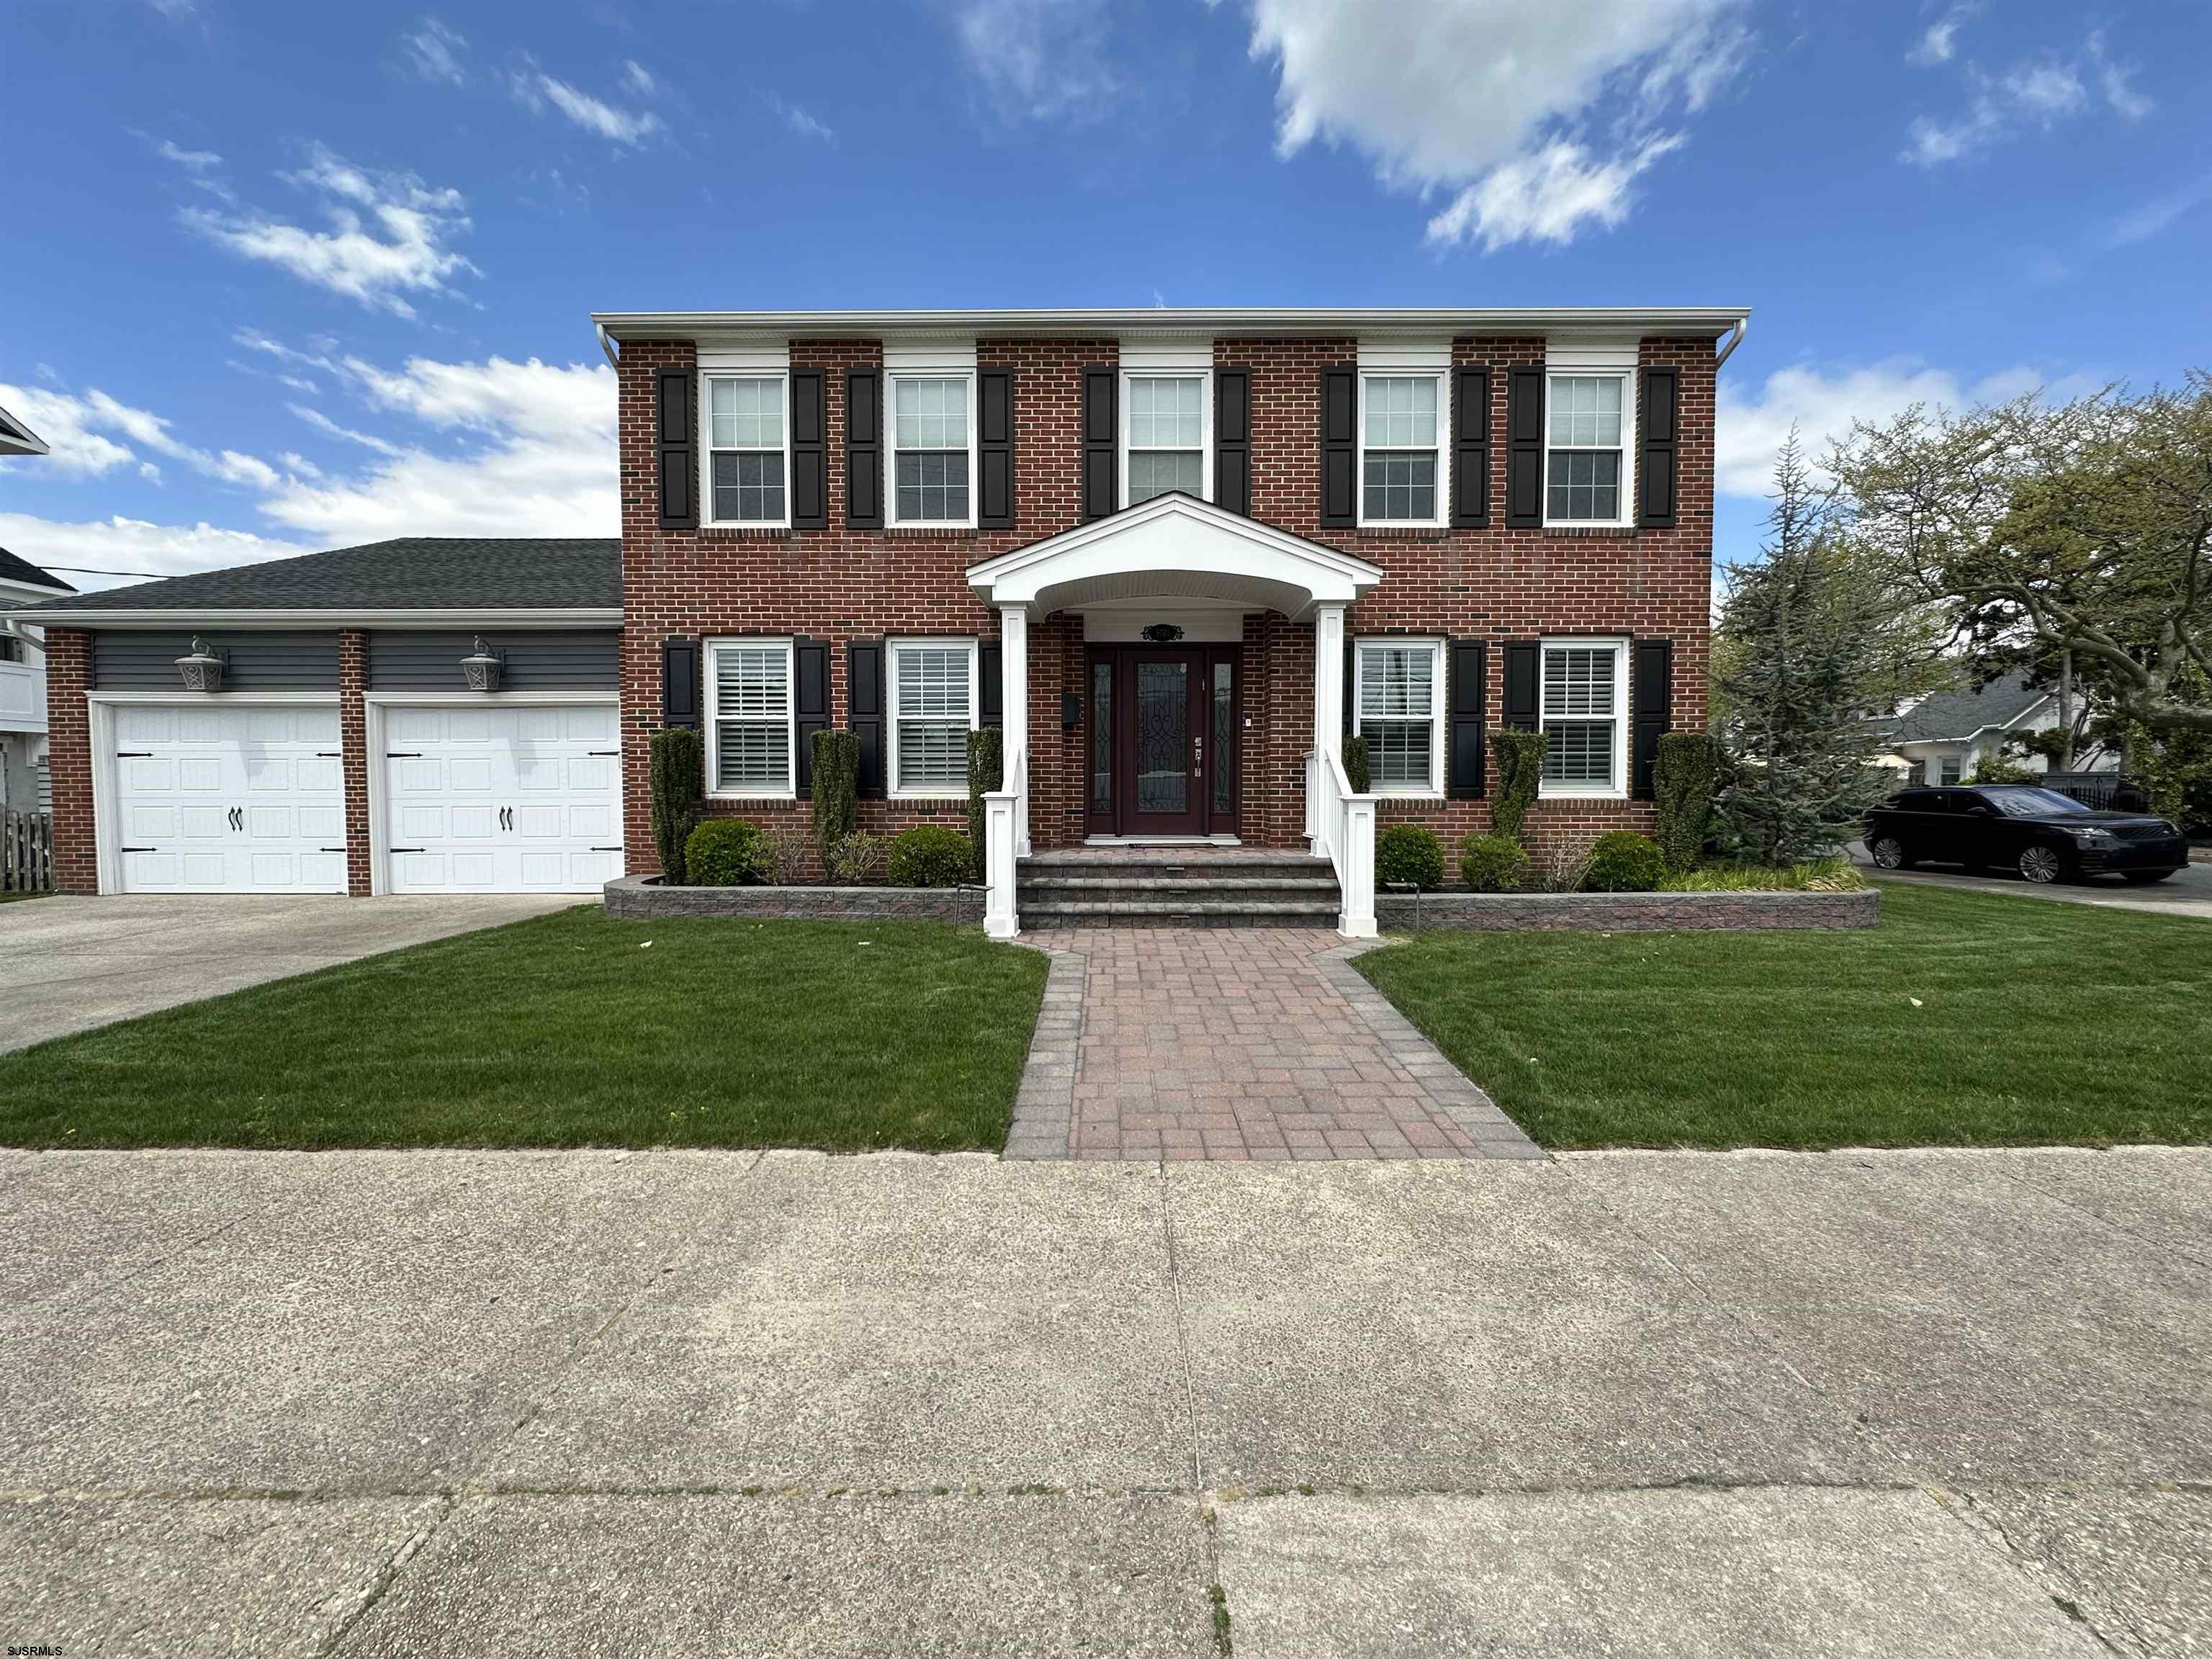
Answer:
[{"left": 1, "top": 0, "right": 2205, "bottom": 592}]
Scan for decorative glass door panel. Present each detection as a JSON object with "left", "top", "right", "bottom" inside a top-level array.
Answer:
[{"left": 1134, "top": 660, "right": 1190, "bottom": 815}]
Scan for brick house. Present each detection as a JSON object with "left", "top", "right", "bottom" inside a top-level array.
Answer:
[{"left": 14, "top": 304, "right": 1748, "bottom": 936}]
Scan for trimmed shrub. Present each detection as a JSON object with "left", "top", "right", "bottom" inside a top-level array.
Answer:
[
  {"left": 1581, "top": 830, "right": 1668, "bottom": 893},
  {"left": 1488, "top": 729, "right": 1545, "bottom": 842},
  {"left": 888, "top": 824, "right": 973, "bottom": 889},
  {"left": 966, "top": 726, "right": 1004, "bottom": 882},
  {"left": 684, "top": 818, "right": 770, "bottom": 886},
  {"left": 824, "top": 830, "right": 884, "bottom": 886},
  {"left": 649, "top": 726, "right": 703, "bottom": 885},
  {"left": 810, "top": 729, "right": 860, "bottom": 874},
  {"left": 1458, "top": 832, "right": 1534, "bottom": 893},
  {"left": 1652, "top": 732, "right": 1719, "bottom": 873},
  {"left": 1341, "top": 734, "right": 1372, "bottom": 795},
  {"left": 1375, "top": 822, "right": 1446, "bottom": 891}
]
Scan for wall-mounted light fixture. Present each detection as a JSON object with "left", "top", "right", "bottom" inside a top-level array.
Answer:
[
  {"left": 459, "top": 636, "right": 505, "bottom": 691},
  {"left": 174, "top": 636, "right": 227, "bottom": 692},
  {"left": 1062, "top": 692, "right": 1081, "bottom": 731}
]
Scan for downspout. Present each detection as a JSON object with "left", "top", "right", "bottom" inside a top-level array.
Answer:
[
  {"left": 1714, "top": 314, "right": 1748, "bottom": 371},
  {"left": 595, "top": 322, "right": 619, "bottom": 369}
]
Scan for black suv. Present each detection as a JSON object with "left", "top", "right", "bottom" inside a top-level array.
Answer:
[{"left": 1864, "top": 785, "right": 2188, "bottom": 885}]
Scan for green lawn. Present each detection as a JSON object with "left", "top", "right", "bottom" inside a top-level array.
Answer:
[
  {"left": 0, "top": 909, "right": 1048, "bottom": 1151},
  {"left": 1357, "top": 882, "right": 2212, "bottom": 1150},
  {"left": 0, "top": 889, "right": 51, "bottom": 904}
]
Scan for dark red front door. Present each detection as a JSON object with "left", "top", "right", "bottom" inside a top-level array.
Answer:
[{"left": 1086, "top": 644, "right": 1240, "bottom": 838}]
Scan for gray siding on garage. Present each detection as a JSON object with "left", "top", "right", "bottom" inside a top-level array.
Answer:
[
  {"left": 90, "top": 630, "right": 341, "bottom": 691},
  {"left": 364, "top": 629, "right": 619, "bottom": 692}
]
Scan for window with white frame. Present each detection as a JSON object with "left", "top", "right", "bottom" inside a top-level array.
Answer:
[
  {"left": 890, "top": 639, "right": 978, "bottom": 796},
  {"left": 704, "top": 375, "right": 788, "bottom": 525},
  {"left": 1539, "top": 639, "right": 1626, "bottom": 794},
  {"left": 1545, "top": 374, "right": 1629, "bottom": 524},
  {"left": 706, "top": 639, "right": 794, "bottom": 796},
  {"left": 889, "top": 374, "right": 973, "bottom": 525},
  {"left": 1124, "top": 374, "right": 1205, "bottom": 505},
  {"left": 1360, "top": 374, "right": 1444, "bottom": 523},
  {"left": 1354, "top": 639, "right": 1445, "bottom": 794}
]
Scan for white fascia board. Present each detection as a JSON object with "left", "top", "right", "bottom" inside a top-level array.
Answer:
[
  {"left": 597, "top": 307, "right": 1753, "bottom": 343},
  {"left": 967, "top": 495, "right": 1382, "bottom": 590},
  {"left": 12, "top": 607, "right": 623, "bottom": 629}
]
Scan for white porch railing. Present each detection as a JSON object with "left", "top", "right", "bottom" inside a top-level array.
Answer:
[
  {"left": 0, "top": 660, "right": 44, "bottom": 734},
  {"left": 1307, "top": 745, "right": 1377, "bottom": 938},
  {"left": 983, "top": 745, "right": 1026, "bottom": 940}
]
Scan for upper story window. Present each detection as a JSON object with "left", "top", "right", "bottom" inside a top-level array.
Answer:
[
  {"left": 1545, "top": 372, "right": 1632, "bottom": 526},
  {"left": 1123, "top": 373, "right": 1208, "bottom": 505},
  {"left": 706, "top": 637, "right": 794, "bottom": 799},
  {"left": 1539, "top": 639, "right": 1627, "bottom": 796},
  {"left": 1360, "top": 375, "right": 1444, "bottom": 525},
  {"left": 703, "top": 374, "right": 788, "bottom": 527},
  {"left": 1353, "top": 638, "right": 1446, "bottom": 796},
  {"left": 889, "top": 374, "right": 974, "bottom": 527},
  {"left": 890, "top": 638, "right": 979, "bottom": 796}
]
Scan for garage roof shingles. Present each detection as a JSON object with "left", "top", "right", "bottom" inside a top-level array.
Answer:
[{"left": 6, "top": 537, "right": 619, "bottom": 614}]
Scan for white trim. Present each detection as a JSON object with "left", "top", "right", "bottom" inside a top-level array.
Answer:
[
  {"left": 1119, "top": 367, "right": 1213, "bottom": 509},
  {"left": 883, "top": 341, "right": 979, "bottom": 372},
  {"left": 700, "top": 369, "right": 793, "bottom": 531},
  {"left": 886, "top": 636, "right": 981, "bottom": 800},
  {"left": 1356, "top": 370, "right": 1450, "bottom": 530},
  {"left": 595, "top": 307, "right": 1753, "bottom": 341},
  {"left": 19, "top": 608, "right": 621, "bottom": 629},
  {"left": 1079, "top": 610, "right": 1247, "bottom": 643},
  {"left": 1118, "top": 339, "right": 1211, "bottom": 372},
  {"left": 884, "top": 369, "right": 979, "bottom": 531},
  {"left": 1536, "top": 635, "right": 1629, "bottom": 799},
  {"left": 703, "top": 636, "right": 798, "bottom": 801},
  {"left": 1357, "top": 337, "right": 1451, "bottom": 371},
  {"left": 86, "top": 690, "right": 342, "bottom": 705},
  {"left": 1351, "top": 637, "right": 1447, "bottom": 798},
  {"left": 361, "top": 691, "right": 616, "bottom": 706},
  {"left": 1541, "top": 355, "right": 1638, "bottom": 531},
  {"left": 1546, "top": 337, "right": 1640, "bottom": 369},
  {"left": 696, "top": 342, "right": 790, "bottom": 372}
]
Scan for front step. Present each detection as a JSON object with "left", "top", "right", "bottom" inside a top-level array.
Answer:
[{"left": 1017, "top": 849, "right": 1340, "bottom": 928}]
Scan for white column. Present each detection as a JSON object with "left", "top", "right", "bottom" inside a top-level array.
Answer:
[
  {"left": 1313, "top": 602, "right": 1345, "bottom": 763},
  {"left": 999, "top": 604, "right": 1030, "bottom": 856}
]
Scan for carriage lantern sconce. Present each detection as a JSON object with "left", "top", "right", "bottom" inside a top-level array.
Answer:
[
  {"left": 459, "top": 636, "right": 505, "bottom": 692},
  {"left": 174, "top": 637, "right": 228, "bottom": 693},
  {"left": 1062, "top": 692, "right": 1081, "bottom": 731}
]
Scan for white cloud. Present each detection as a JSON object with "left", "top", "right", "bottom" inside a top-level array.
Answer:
[
  {"left": 288, "top": 403, "right": 404, "bottom": 457},
  {"left": 0, "top": 514, "right": 309, "bottom": 593},
  {"left": 1904, "top": 28, "right": 2149, "bottom": 167},
  {"left": 508, "top": 56, "right": 667, "bottom": 147},
  {"left": 1226, "top": 0, "right": 1750, "bottom": 252},
  {"left": 2087, "top": 29, "right": 2152, "bottom": 122},
  {"left": 0, "top": 380, "right": 289, "bottom": 495},
  {"left": 2105, "top": 174, "right": 2212, "bottom": 249},
  {"left": 953, "top": 0, "right": 1120, "bottom": 124},
  {"left": 762, "top": 91, "right": 835, "bottom": 143},
  {"left": 620, "top": 59, "right": 656, "bottom": 98},
  {"left": 181, "top": 145, "right": 476, "bottom": 319},
  {"left": 1906, "top": 4, "right": 1977, "bottom": 68},
  {"left": 403, "top": 17, "right": 469, "bottom": 86}
]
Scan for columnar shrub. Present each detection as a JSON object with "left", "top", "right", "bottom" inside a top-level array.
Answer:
[
  {"left": 649, "top": 727, "right": 703, "bottom": 885},
  {"left": 810, "top": 729, "right": 860, "bottom": 875},
  {"left": 1488, "top": 730, "right": 1545, "bottom": 842},
  {"left": 1341, "top": 734, "right": 1372, "bottom": 795},
  {"left": 966, "top": 726, "right": 1004, "bottom": 882},
  {"left": 888, "top": 824, "right": 972, "bottom": 889},
  {"left": 1652, "top": 732, "right": 1719, "bottom": 873},
  {"left": 684, "top": 819, "right": 770, "bottom": 886},
  {"left": 1375, "top": 823, "right": 1446, "bottom": 891},
  {"left": 1458, "top": 832, "right": 1534, "bottom": 893},
  {"left": 1581, "top": 831, "right": 1668, "bottom": 892}
]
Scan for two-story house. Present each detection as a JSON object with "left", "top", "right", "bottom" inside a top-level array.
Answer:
[{"left": 15, "top": 305, "right": 1746, "bottom": 936}]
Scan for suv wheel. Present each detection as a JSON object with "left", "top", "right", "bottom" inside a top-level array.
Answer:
[
  {"left": 2018, "top": 844, "right": 2064, "bottom": 884},
  {"left": 1869, "top": 835, "right": 1910, "bottom": 870}
]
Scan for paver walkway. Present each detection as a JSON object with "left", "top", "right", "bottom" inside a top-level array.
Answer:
[{"left": 1013, "top": 929, "right": 1542, "bottom": 1161}]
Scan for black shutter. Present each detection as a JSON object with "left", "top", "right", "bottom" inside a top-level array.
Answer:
[
  {"left": 1503, "top": 641, "right": 1539, "bottom": 730},
  {"left": 660, "top": 637, "right": 700, "bottom": 730},
  {"left": 1319, "top": 365, "right": 1357, "bottom": 527},
  {"left": 793, "top": 638, "right": 830, "bottom": 799},
  {"left": 845, "top": 368, "right": 882, "bottom": 529},
  {"left": 1632, "top": 638, "right": 1673, "bottom": 800},
  {"left": 656, "top": 369, "right": 696, "bottom": 530},
  {"left": 979, "top": 639, "right": 1003, "bottom": 727},
  {"left": 978, "top": 368, "right": 1015, "bottom": 529},
  {"left": 1447, "top": 639, "right": 1488, "bottom": 799},
  {"left": 790, "top": 369, "right": 826, "bottom": 529},
  {"left": 1505, "top": 366, "right": 1544, "bottom": 529},
  {"left": 1215, "top": 367, "right": 1251, "bottom": 515},
  {"left": 1082, "top": 367, "right": 1117, "bottom": 520},
  {"left": 849, "top": 640, "right": 886, "bottom": 799},
  {"left": 1344, "top": 638, "right": 1357, "bottom": 738},
  {"left": 1451, "top": 367, "right": 1491, "bottom": 529},
  {"left": 1639, "top": 367, "right": 1679, "bottom": 529}
]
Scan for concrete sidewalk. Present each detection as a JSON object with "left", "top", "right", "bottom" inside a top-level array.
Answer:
[{"left": 2, "top": 1147, "right": 2206, "bottom": 1656}]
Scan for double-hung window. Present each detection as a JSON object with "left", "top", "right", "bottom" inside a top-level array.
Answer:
[
  {"left": 889, "top": 374, "right": 974, "bottom": 526},
  {"left": 704, "top": 375, "right": 788, "bottom": 526},
  {"left": 1539, "top": 639, "right": 1627, "bottom": 796},
  {"left": 1123, "top": 374, "right": 1207, "bottom": 505},
  {"left": 889, "top": 639, "right": 979, "bottom": 796},
  {"left": 1353, "top": 639, "right": 1445, "bottom": 796},
  {"left": 1359, "top": 374, "right": 1444, "bottom": 524},
  {"left": 1545, "top": 372, "right": 1632, "bottom": 526},
  {"left": 706, "top": 638, "right": 794, "bottom": 798}
]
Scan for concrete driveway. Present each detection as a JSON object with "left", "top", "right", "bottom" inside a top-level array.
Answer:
[
  {"left": 3, "top": 1146, "right": 2205, "bottom": 1657},
  {"left": 1849, "top": 842, "right": 2212, "bottom": 920},
  {"left": 0, "top": 893, "right": 583, "bottom": 1052}
]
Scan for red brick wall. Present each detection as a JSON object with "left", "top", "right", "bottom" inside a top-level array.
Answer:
[
  {"left": 44, "top": 627, "right": 96, "bottom": 894},
  {"left": 338, "top": 629, "right": 372, "bottom": 896}
]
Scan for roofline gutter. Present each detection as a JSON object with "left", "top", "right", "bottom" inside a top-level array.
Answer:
[
  {"left": 4, "top": 607, "right": 624, "bottom": 629},
  {"left": 591, "top": 305, "right": 1755, "bottom": 342},
  {"left": 595, "top": 321, "right": 619, "bottom": 369},
  {"left": 1714, "top": 313, "right": 1749, "bottom": 371}
]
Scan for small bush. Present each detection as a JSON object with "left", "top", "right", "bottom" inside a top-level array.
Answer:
[
  {"left": 684, "top": 818, "right": 771, "bottom": 886},
  {"left": 1969, "top": 748, "right": 2037, "bottom": 786},
  {"left": 760, "top": 822, "right": 810, "bottom": 885},
  {"left": 1660, "top": 858, "right": 1867, "bottom": 893},
  {"left": 1581, "top": 830, "right": 1668, "bottom": 892},
  {"left": 1652, "top": 732, "right": 1719, "bottom": 872},
  {"left": 1375, "top": 822, "right": 1446, "bottom": 891},
  {"left": 824, "top": 830, "right": 884, "bottom": 886},
  {"left": 1488, "top": 730, "right": 1545, "bottom": 842},
  {"left": 649, "top": 727, "right": 703, "bottom": 884},
  {"left": 888, "top": 824, "right": 973, "bottom": 889},
  {"left": 1341, "top": 734, "right": 1372, "bottom": 795},
  {"left": 810, "top": 729, "right": 860, "bottom": 873},
  {"left": 1458, "top": 832, "right": 1534, "bottom": 893},
  {"left": 967, "top": 726, "right": 1004, "bottom": 883}
]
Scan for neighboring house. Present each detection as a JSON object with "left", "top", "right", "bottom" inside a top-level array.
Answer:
[
  {"left": 0, "top": 547, "right": 74, "bottom": 813},
  {"left": 0, "top": 400, "right": 51, "bottom": 459},
  {"left": 1875, "top": 670, "right": 2113, "bottom": 786},
  {"left": 19, "top": 304, "right": 1748, "bottom": 931}
]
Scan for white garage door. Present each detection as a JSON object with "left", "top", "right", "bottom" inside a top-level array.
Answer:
[
  {"left": 111, "top": 703, "right": 347, "bottom": 894},
  {"left": 382, "top": 703, "right": 624, "bottom": 894}
]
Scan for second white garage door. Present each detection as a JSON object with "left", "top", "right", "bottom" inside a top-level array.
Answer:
[{"left": 380, "top": 703, "right": 624, "bottom": 894}]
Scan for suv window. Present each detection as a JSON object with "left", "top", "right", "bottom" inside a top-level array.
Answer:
[{"left": 1892, "top": 790, "right": 1942, "bottom": 811}]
